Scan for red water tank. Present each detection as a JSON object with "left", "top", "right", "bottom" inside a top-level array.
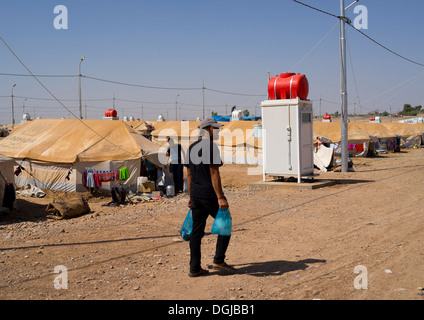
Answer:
[
  {"left": 105, "top": 109, "right": 117, "bottom": 118},
  {"left": 323, "top": 114, "right": 331, "bottom": 120},
  {"left": 370, "top": 117, "right": 375, "bottom": 121},
  {"left": 268, "top": 73, "right": 309, "bottom": 100}
]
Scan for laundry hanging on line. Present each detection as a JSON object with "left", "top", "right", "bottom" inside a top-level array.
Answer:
[{"left": 82, "top": 167, "right": 130, "bottom": 189}]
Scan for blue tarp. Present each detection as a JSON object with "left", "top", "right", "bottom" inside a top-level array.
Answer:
[
  {"left": 212, "top": 115, "right": 261, "bottom": 122},
  {"left": 242, "top": 116, "right": 261, "bottom": 121},
  {"left": 212, "top": 115, "right": 231, "bottom": 122}
]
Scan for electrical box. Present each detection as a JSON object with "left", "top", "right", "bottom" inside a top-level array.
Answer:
[{"left": 261, "top": 98, "right": 314, "bottom": 182}]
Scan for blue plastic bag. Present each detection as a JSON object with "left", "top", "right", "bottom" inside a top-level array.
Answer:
[
  {"left": 180, "top": 209, "right": 193, "bottom": 241},
  {"left": 211, "top": 208, "right": 232, "bottom": 236}
]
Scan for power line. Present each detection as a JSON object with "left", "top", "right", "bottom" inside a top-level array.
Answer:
[
  {"left": 0, "top": 72, "right": 77, "bottom": 77},
  {"left": 204, "top": 87, "right": 266, "bottom": 97},
  {"left": 346, "top": 23, "right": 424, "bottom": 68},
  {"left": 292, "top": 0, "right": 340, "bottom": 19},
  {"left": 0, "top": 95, "right": 110, "bottom": 102},
  {"left": 82, "top": 75, "right": 202, "bottom": 91},
  {"left": 1, "top": 72, "right": 266, "bottom": 97},
  {"left": 293, "top": 0, "right": 424, "bottom": 68},
  {"left": 289, "top": 21, "right": 339, "bottom": 73},
  {"left": 0, "top": 36, "right": 141, "bottom": 159}
]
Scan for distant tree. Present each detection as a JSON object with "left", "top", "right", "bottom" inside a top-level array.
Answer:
[
  {"left": 211, "top": 111, "right": 218, "bottom": 116},
  {"left": 242, "top": 109, "right": 250, "bottom": 117},
  {"left": 399, "top": 104, "right": 422, "bottom": 116}
]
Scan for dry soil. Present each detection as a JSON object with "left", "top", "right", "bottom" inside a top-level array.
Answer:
[{"left": 1, "top": 149, "right": 424, "bottom": 300}]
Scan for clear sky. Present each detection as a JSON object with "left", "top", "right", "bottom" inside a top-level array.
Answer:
[{"left": 1, "top": 0, "right": 424, "bottom": 124}]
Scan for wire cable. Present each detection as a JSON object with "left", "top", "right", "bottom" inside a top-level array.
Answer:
[
  {"left": 293, "top": 0, "right": 424, "bottom": 68},
  {"left": 204, "top": 87, "right": 266, "bottom": 97},
  {"left": 292, "top": 0, "right": 340, "bottom": 19},
  {"left": 346, "top": 23, "right": 424, "bottom": 68},
  {"left": 289, "top": 21, "right": 339, "bottom": 72},
  {"left": 346, "top": 36, "right": 363, "bottom": 114},
  {"left": 0, "top": 72, "right": 77, "bottom": 78},
  {"left": 83, "top": 75, "right": 202, "bottom": 91},
  {"left": 84, "top": 75, "right": 266, "bottom": 97},
  {"left": 0, "top": 36, "right": 141, "bottom": 159}
]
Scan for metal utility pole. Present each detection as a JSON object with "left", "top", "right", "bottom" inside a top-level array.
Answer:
[
  {"left": 78, "top": 57, "right": 85, "bottom": 119},
  {"left": 340, "top": 0, "right": 349, "bottom": 172},
  {"left": 267, "top": 71, "right": 271, "bottom": 100},
  {"left": 175, "top": 93, "right": 180, "bottom": 121},
  {"left": 22, "top": 98, "right": 27, "bottom": 115},
  {"left": 11, "top": 84, "right": 16, "bottom": 129},
  {"left": 202, "top": 80, "right": 205, "bottom": 119}
]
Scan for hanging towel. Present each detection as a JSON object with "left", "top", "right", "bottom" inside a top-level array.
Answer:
[
  {"left": 93, "top": 173, "right": 102, "bottom": 188},
  {"left": 113, "top": 170, "right": 120, "bottom": 181},
  {"left": 82, "top": 171, "right": 87, "bottom": 188},
  {"left": 119, "top": 167, "right": 129, "bottom": 180},
  {"left": 100, "top": 172, "right": 113, "bottom": 182},
  {"left": 86, "top": 170, "right": 95, "bottom": 188}
]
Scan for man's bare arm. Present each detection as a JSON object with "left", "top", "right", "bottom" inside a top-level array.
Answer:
[{"left": 210, "top": 166, "right": 228, "bottom": 209}]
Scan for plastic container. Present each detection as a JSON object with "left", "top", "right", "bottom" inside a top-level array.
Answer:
[
  {"left": 166, "top": 185, "right": 175, "bottom": 197},
  {"left": 105, "top": 109, "right": 117, "bottom": 118},
  {"left": 253, "top": 124, "right": 262, "bottom": 138},
  {"left": 268, "top": 73, "right": 309, "bottom": 100}
]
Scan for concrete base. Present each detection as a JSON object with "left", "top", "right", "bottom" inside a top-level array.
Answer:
[{"left": 249, "top": 179, "right": 336, "bottom": 190}]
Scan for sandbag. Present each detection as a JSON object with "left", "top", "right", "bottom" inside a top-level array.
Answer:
[{"left": 46, "top": 196, "right": 90, "bottom": 220}]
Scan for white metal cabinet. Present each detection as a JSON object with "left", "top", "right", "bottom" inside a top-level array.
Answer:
[{"left": 261, "top": 98, "right": 314, "bottom": 182}]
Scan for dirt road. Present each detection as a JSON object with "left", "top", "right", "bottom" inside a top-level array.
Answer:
[{"left": 1, "top": 149, "right": 423, "bottom": 300}]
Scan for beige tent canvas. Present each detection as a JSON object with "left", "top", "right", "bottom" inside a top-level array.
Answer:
[
  {"left": 0, "top": 119, "right": 163, "bottom": 192},
  {"left": 219, "top": 121, "right": 262, "bottom": 164},
  {"left": 410, "top": 123, "right": 424, "bottom": 144},
  {"left": 149, "top": 120, "right": 263, "bottom": 165},
  {"left": 126, "top": 121, "right": 154, "bottom": 136},
  {"left": 382, "top": 123, "right": 422, "bottom": 147},
  {"left": 350, "top": 122, "right": 397, "bottom": 140},
  {"left": 150, "top": 120, "right": 201, "bottom": 141},
  {"left": 313, "top": 122, "right": 371, "bottom": 144},
  {"left": 351, "top": 122, "right": 398, "bottom": 152}
]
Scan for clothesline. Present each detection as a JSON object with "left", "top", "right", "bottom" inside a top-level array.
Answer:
[{"left": 82, "top": 167, "right": 129, "bottom": 189}]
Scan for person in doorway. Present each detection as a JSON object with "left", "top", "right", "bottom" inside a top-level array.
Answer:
[
  {"left": 184, "top": 118, "right": 234, "bottom": 277},
  {"left": 166, "top": 137, "right": 184, "bottom": 193}
]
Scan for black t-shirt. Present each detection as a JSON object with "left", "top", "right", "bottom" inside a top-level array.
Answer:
[{"left": 184, "top": 138, "right": 223, "bottom": 198}]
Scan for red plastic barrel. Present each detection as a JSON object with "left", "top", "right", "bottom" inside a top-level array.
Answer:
[
  {"left": 268, "top": 73, "right": 309, "bottom": 100},
  {"left": 105, "top": 109, "right": 117, "bottom": 118}
]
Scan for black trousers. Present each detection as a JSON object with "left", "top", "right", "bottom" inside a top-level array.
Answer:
[
  {"left": 189, "top": 196, "right": 231, "bottom": 273},
  {"left": 170, "top": 163, "right": 184, "bottom": 192}
]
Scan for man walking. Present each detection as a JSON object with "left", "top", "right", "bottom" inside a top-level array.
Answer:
[
  {"left": 166, "top": 137, "right": 184, "bottom": 193},
  {"left": 184, "top": 118, "right": 234, "bottom": 277}
]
